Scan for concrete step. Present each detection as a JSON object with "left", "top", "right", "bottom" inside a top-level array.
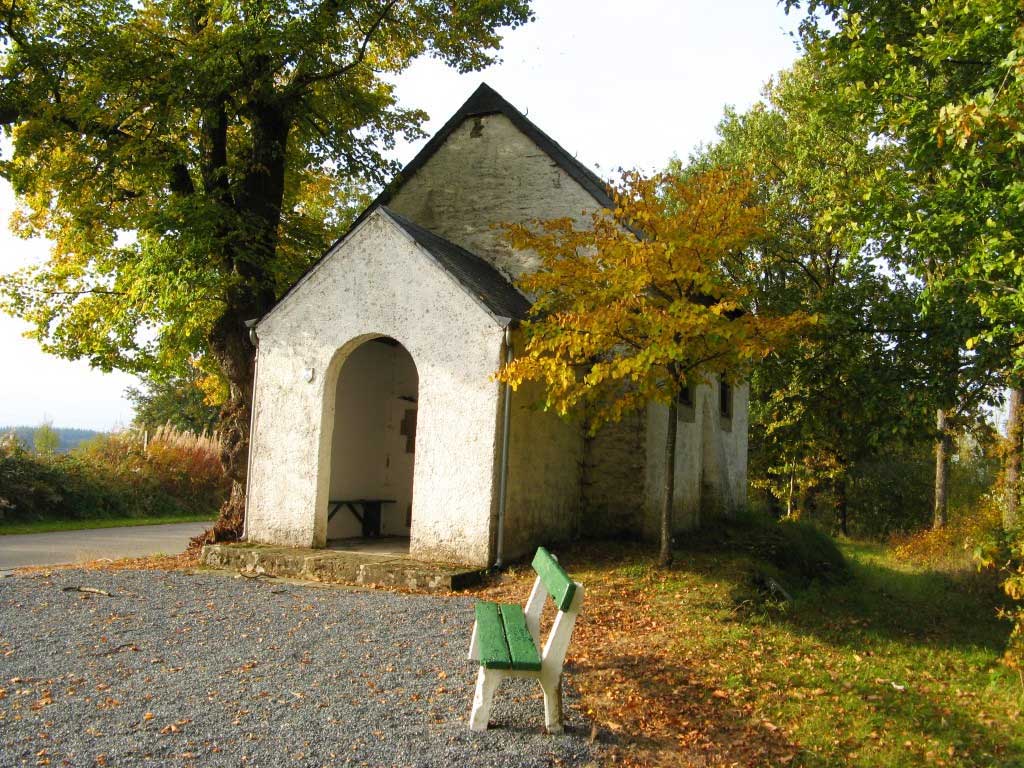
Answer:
[{"left": 201, "top": 543, "right": 484, "bottom": 591}]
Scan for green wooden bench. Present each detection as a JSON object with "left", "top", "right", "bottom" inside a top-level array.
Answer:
[{"left": 467, "top": 547, "right": 584, "bottom": 733}]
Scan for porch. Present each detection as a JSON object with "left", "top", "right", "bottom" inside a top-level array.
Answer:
[{"left": 200, "top": 536, "right": 485, "bottom": 591}]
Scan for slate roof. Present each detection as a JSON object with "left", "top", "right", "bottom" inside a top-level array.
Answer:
[{"left": 380, "top": 207, "right": 531, "bottom": 322}]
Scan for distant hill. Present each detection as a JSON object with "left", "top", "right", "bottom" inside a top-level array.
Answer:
[{"left": 0, "top": 426, "right": 104, "bottom": 453}]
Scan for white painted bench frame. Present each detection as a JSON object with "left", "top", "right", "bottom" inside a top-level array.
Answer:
[{"left": 467, "top": 568, "right": 585, "bottom": 733}]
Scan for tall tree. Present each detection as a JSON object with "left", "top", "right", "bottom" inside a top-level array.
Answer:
[
  {"left": 32, "top": 420, "right": 59, "bottom": 455},
  {"left": 498, "top": 169, "right": 805, "bottom": 567},
  {"left": 785, "top": 0, "right": 1021, "bottom": 514},
  {"left": 0, "top": 0, "right": 533, "bottom": 541},
  {"left": 686, "top": 61, "right": 935, "bottom": 534}
]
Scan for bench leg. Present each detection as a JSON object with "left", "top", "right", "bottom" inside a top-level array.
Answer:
[
  {"left": 469, "top": 667, "right": 502, "bottom": 732},
  {"left": 539, "top": 669, "right": 564, "bottom": 734},
  {"left": 467, "top": 622, "right": 479, "bottom": 662}
]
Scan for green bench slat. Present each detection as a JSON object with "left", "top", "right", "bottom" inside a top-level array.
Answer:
[
  {"left": 499, "top": 604, "right": 542, "bottom": 671},
  {"left": 475, "top": 602, "right": 511, "bottom": 669},
  {"left": 532, "top": 546, "right": 577, "bottom": 612}
]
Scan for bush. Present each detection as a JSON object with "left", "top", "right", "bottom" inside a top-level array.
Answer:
[
  {"left": 693, "top": 510, "right": 849, "bottom": 588},
  {"left": 0, "top": 426, "right": 228, "bottom": 523}
]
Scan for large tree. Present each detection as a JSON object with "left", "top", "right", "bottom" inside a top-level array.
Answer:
[
  {"left": 0, "top": 0, "right": 533, "bottom": 541},
  {"left": 784, "top": 0, "right": 1023, "bottom": 524},
  {"left": 687, "top": 61, "right": 938, "bottom": 534},
  {"left": 498, "top": 169, "right": 805, "bottom": 567}
]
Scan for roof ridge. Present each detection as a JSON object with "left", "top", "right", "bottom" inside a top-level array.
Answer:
[{"left": 350, "top": 83, "right": 613, "bottom": 233}]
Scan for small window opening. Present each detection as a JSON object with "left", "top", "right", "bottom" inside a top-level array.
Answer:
[
  {"left": 677, "top": 384, "right": 694, "bottom": 407},
  {"left": 719, "top": 381, "right": 733, "bottom": 419}
]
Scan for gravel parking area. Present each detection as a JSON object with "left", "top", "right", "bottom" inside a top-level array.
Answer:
[{"left": 0, "top": 569, "right": 600, "bottom": 767}]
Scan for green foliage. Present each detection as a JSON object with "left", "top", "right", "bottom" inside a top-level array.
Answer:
[
  {"left": 126, "top": 369, "right": 220, "bottom": 434},
  {"left": 0, "top": 426, "right": 228, "bottom": 523},
  {"left": 0, "top": 426, "right": 102, "bottom": 453},
  {"left": 0, "top": 0, "right": 533, "bottom": 376},
  {"left": 30, "top": 420, "right": 59, "bottom": 455},
  {"left": 686, "top": 61, "right": 938, "bottom": 528},
  {"left": 784, "top": 0, "right": 1021, "bottom": 372}
]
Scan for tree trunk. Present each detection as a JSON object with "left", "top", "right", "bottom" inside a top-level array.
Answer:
[
  {"left": 190, "top": 306, "right": 259, "bottom": 548},
  {"left": 786, "top": 468, "right": 795, "bottom": 519},
  {"left": 1007, "top": 387, "right": 1023, "bottom": 529},
  {"left": 659, "top": 401, "right": 678, "bottom": 568},
  {"left": 835, "top": 476, "right": 848, "bottom": 536},
  {"left": 190, "top": 99, "right": 288, "bottom": 548},
  {"left": 933, "top": 407, "right": 951, "bottom": 530}
]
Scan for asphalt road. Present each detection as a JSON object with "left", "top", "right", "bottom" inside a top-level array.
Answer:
[{"left": 0, "top": 522, "right": 209, "bottom": 571}]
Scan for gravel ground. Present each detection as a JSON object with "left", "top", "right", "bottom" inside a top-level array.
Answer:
[{"left": 0, "top": 569, "right": 600, "bottom": 767}]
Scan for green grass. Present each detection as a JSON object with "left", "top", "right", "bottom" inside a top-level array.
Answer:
[
  {"left": 0, "top": 513, "right": 216, "bottom": 536},
  {"left": 555, "top": 525, "right": 1022, "bottom": 767},
  {"left": 650, "top": 537, "right": 1023, "bottom": 767}
]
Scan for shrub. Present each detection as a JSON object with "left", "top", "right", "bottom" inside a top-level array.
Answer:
[
  {"left": 0, "top": 425, "right": 228, "bottom": 523},
  {"left": 893, "top": 487, "right": 1004, "bottom": 570},
  {"left": 695, "top": 510, "right": 849, "bottom": 588}
]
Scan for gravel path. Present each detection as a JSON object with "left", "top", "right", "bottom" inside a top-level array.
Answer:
[{"left": 0, "top": 569, "right": 600, "bottom": 767}]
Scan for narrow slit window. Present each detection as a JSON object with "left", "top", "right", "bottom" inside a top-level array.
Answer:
[
  {"left": 719, "top": 381, "right": 733, "bottom": 419},
  {"left": 677, "top": 385, "right": 694, "bottom": 407}
]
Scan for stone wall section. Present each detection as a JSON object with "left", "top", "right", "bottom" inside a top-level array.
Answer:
[
  {"left": 247, "top": 211, "right": 505, "bottom": 567},
  {"left": 388, "top": 113, "right": 602, "bottom": 282}
]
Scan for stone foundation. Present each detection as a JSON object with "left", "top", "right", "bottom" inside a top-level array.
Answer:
[{"left": 201, "top": 543, "right": 484, "bottom": 592}]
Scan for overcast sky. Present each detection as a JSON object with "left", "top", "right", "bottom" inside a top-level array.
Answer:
[{"left": 0, "top": 0, "right": 802, "bottom": 431}]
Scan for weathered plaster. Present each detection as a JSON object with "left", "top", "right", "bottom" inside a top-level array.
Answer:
[
  {"left": 643, "top": 378, "right": 749, "bottom": 539},
  {"left": 502, "top": 379, "right": 584, "bottom": 560},
  {"left": 246, "top": 211, "right": 505, "bottom": 566},
  {"left": 388, "top": 113, "right": 602, "bottom": 281}
]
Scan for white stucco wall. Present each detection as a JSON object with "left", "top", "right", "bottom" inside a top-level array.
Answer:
[
  {"left": 245, "top": 211, "right": 505, "bottom": 566},
  {"left": 502, "top": 379, "right": 585, "bottom": 561},
  {"left": 326, "top": 340, "right": 418, "bottom": 539},
  {"left": 387, "top": 113, "right": 603, "bottom": 281},
  {"left": 643, "top": 378, "right": 750, "bottom": 538}
]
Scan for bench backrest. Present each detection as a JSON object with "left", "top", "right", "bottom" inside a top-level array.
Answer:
[
  {"left": 531, "top": 547, "right": 577, "bottom": 611},
  {"left": 524, "top": 547, "right": 583, "bottom": 669}
]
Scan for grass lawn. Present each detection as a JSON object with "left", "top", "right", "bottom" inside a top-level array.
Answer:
[
  {"left": 0, "top": 513, "right": 216, "bottom": 536},
  {"left": 475, "top": 533, "right": 1023, "bottom": 767}
]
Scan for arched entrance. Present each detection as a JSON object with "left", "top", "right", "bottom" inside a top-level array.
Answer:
[{"left": 325, "top": 336, "right": 418, "bottom": 548}]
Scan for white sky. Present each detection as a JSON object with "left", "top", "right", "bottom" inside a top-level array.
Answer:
[{"left": 0, "top": 0, "right": 801, "bottom": 431}]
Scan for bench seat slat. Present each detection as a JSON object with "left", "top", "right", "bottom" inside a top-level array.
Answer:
[
  {"left": 532, "top": 546, "right": 577, "bottom": 611},
  {"left": 499, "top": 604, "right": 542, "bottom": 671},
  {"left": 474, "top": 602, "right": 511, "bottom": 669}
]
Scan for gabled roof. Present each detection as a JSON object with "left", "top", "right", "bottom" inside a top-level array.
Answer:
[
  {"left": 351, "top": 83, "right": 614, "bottom": 232},
  {"left": 259, "top": 207, "right": 530, "bottom": 329},
  {"left": 263, "top": 83, "right": 606, "bottom": 326},
  {"left": 379, "top": 207, "right": 530, "bottom": 322}
]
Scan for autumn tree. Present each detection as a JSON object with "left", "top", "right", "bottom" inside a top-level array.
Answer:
[
  {"left": 498, "top": 169, "right": 805, "bottom": 567},
  {"left": 0, "top": 0, "right": 533, "bottom": 542}
]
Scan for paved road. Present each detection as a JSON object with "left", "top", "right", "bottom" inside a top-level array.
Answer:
[{"left": 0, "top": 522, "right": 209, "bottom": 571}]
